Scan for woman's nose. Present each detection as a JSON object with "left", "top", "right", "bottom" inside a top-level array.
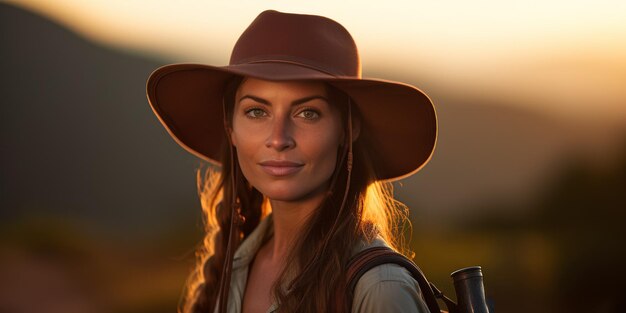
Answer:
[{"left": 265, "top": 116, "right": 295, "bottom": 151}]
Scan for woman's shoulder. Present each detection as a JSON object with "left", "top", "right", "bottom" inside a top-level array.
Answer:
[
  {"left": 350, "top": 238, "right": 418, "bottom": 286},
  {"left": 350, "top": 239, "right": 430, "bottom": 313},
  {"left": 354, "top": 261, "right": 419, "bottom": 290}
]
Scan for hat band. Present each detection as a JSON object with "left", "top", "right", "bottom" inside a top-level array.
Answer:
[{"left": 232, "top": 55, "right": 359, "bottom": 78}]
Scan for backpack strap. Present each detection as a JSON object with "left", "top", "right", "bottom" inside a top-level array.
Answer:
[{"left": 339, "top": 246, "right": 443, "bottom": 313}]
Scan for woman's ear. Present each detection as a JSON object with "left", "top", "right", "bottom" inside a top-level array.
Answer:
[
  {"left": 228, "top": 127, "right": 238, "bottom": 147},
  {"left": 340, "top": 108, "right": 361, "bottom": 144},
  {"left": 351, "top": 115, "right": 361, "bottom": 142}
]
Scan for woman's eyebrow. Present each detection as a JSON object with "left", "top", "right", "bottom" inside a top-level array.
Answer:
[
  {"left": 239, "top": 95, "right": 270, "bottom": 105},
  {"left": 291, "top": 95, "right": 328, "bottom": 106},
  {"left": 238, "top": 94, "right": 329, "bottom": 106}
]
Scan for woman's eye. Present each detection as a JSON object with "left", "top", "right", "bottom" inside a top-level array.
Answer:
[
  {"left": 245, "top": 108, "right": 267, "bottom": 119},
  {"left": 296, "top": 109, "right": 320, "bottom": 120}
]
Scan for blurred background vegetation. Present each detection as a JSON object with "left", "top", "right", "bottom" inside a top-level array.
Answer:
[{"left": 1, "top": 1, "right": 625, "bottom": 312}]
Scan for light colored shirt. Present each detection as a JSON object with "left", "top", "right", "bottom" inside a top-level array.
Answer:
[{"left": 221, "top": 214, "right": 429, "bottom": 313}]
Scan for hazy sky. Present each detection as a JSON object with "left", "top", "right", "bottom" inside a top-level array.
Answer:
[{"left": 9, "top": 0, "right": 626, "bottom": 124}]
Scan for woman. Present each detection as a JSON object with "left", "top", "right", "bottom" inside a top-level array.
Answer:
[{"left": 147, "top": 10, "right": 437, "bottom": 313}]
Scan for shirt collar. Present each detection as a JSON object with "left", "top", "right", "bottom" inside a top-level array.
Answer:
[{"left": 232, "top": 213, "right": 274, "bottom": 271}]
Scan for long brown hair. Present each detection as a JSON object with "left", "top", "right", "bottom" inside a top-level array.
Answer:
[{"left": 180, "top": 77, "right": 412, "bottom": 313}]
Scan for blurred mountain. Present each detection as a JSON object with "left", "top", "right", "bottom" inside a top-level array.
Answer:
[
  {"left": 1, "top": 2, "right": 623, "bottom": 236},
  {"left": 0, "top": 3, "right": 203, "bottom": 237},
  {"left": 394, "top": 91, "right": 624, "bottom": 224}
]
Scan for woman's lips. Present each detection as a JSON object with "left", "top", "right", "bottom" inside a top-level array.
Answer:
[{"left": 258, "top": 160, "right": 304, "bottom": 177}]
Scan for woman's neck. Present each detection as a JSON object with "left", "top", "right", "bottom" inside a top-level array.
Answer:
[{"left": 267, "top": 191, "right": 326, "bottom": 262}]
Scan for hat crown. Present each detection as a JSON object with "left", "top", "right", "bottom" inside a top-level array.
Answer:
[{"left": 230, "top": 10, "right": 361, "bottom": 78}]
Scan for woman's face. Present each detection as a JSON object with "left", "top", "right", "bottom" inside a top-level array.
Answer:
[{"left": 231, "top": 77, "right": 344, "bottom": 202}]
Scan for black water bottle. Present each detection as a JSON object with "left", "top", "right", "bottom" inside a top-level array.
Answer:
[{"left": 450, "top": 266, "right": 490, "bottom": 313}]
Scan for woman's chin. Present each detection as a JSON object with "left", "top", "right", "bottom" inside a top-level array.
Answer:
[
  {"left": 262, "top": 189, "right": 305, "bottom": 202},
  {"left": 258, "top": 185, "right": 325, "bottom": 204}
]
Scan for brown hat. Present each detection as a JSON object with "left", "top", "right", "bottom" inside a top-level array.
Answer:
[{"left": 146, "top": 10, "right": 437, "bottom": 181}]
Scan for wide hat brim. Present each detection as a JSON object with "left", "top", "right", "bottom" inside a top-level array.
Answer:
[{"left": 146, "top": 62, "right": 437, "bottom": 181}]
